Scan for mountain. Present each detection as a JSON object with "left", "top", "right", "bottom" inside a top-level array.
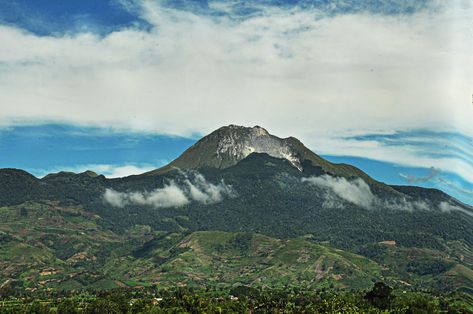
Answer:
[
  {"left": 0, "top": 124, "right": 472, "bottom": 296},
  {"left": 147, "top": 125, "right": 384, "bottom": 186}
]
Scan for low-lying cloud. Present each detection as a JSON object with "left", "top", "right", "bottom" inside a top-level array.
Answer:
[
  {"left": 104, "top": 172, "right": 235, "bottom": 208},
  {"left": 302, "top": 174, "right": 473, "bottom": 217},
  {"left": 439, "top": 201, "right": 473, "bottom": 217},
  {"left": 302, "top": 175, "right": 375, "bottom": 208},
  {"left": 381, "top": 197, "right": 431, "bottom": 212}
]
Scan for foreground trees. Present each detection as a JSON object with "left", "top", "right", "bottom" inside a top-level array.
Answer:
[{"left": 0, "top": 283, "right": 471, "bottom": 313}]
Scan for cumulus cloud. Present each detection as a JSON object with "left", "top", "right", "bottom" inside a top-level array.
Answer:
[
  {"left": 302, "top": 175, "right": 375, "bottom": 208},
  {"left": 103, "top": 171, "right": 235, "bottom": 208}
]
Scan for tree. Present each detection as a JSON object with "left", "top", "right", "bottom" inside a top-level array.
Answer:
[
  {"left": 57, "top": 299, "right": 79, "bottom": 314},
  {"left": 86, "top": 299, "right": 121, "bottom": 314},
  {"left": 364, "top": 282, "right": 393, "bottom": 310}
]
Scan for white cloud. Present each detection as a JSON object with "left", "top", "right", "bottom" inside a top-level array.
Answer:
[
  {"left": 184, "top": 173, "right": 234, "bottom": 204},
  {"left": 100, "top": 164, "right": 156, "bottom": 178},
  {"left": 103, "top": 171, "right": 235, "bottom": 208},
  {"left": 439, "top": 201, "right": 473, "bottom": 217},
  {"left": 103, "top": 189, "right": 130, "bottom": 207},
  {"left": 302, "top": 175, "right": 375, "bottom": 208},
  {"left": 104, "top": 184, "right": 186, "bottom": 208},
  {"left": 0, "top": 1, "right": 472, "bottom": 183},
  {"left": 302, "top": 174, "right": 473, "bottom": 215},
  {"left": 382, "top": 197, "right": 432, "bottom": 212},
  {"left": 106, "top": 182, "right": 190, "bottom": 208},
  {"left": 0, "top": 2, "right": 471, "bottom": 135}
]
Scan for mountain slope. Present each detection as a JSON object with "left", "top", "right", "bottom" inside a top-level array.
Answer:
[
  {"left": 132, "top": 231, "right": 383, "bottom": 290},
  {"left": 0, "top": 124, "right": 472, "bottom": 295},
  {"left": 1, "top": 200, "right": 469, "bottom": 294}
]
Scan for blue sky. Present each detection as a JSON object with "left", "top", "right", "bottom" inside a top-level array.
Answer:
[
  {"left": 0, "top": 1, "right": 472, "bottom": 204},
  {"left": 0, "top": 0, "right": 431, "bottom": 36},
  {"left": 0, "top": 0, "right": 150, "bottom": 36},
  {"left": 0, "top": 124, "right": 194, "bottom": 177}
]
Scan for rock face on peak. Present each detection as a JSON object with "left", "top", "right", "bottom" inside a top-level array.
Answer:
[
  {"left": 147, "top": 125, "right": 305, "bottom": 173},
  {"left": 210, "top": 125, "right": 303, "bottom": 170},
  {"left": 144, "top": 125, "right": 277, "bottom": 172}
]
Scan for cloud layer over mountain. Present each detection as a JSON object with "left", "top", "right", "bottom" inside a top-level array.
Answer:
[
  {"left": 302, "top": 174, "right": 472, "bottom": 216},
  {"left": 302, "top": 175, "right": 375, "bottom": 208},
  {"left": 104, "top": 172, "right": 235, "bottom": 208}
]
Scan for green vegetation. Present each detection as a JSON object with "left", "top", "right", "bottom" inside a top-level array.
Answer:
[
  {"left": 1, "top": 284, "right": 472, "bottom": 313},
  {"left": 0, "top": 200, "right": 471, "bottom": 300}
]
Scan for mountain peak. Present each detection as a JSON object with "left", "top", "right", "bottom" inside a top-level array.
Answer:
[
  {"left": 213, "top": 124, "right": 270, "bottom": 138},
  {"left": 146, "top": 125, "right": 383, "bottom": 187},
  {"left": 165, "top": 124, "right": 303, "bottom": 171}
]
